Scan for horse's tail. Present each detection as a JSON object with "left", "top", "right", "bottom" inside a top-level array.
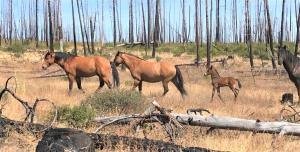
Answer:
[
  {"left": 236, "top": 79, "right": 242, "bottom": 88},
  {"left": 171, "top": 65, "right": 187, "bottom": 97},
  {"left": 110, "top": 62, "right": 120, "bottom": 87}
]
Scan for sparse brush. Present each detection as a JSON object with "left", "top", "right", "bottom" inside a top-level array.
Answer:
[
  {"left": 82, "top": 89, "right": 146, "bottom": 115},
  {"left": 56, "top": 105, "right": 95, "bottom": 128}
]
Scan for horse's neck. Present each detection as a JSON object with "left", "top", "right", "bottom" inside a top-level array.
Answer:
[
  {"left": 123, "top": 55, "right": 142, "bottom": 70},
  {"left": 283, "top": 53, "right": 297, "bottom": 73},
  {"left": 211, "top": 70, "right": 221, "bottom": 80}
]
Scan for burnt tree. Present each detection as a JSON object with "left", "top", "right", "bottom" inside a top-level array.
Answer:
[{"left": 152, "top": 0, "right": 160, "bottom": 58}]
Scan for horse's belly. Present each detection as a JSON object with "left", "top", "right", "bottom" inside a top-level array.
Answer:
[
  {"left": 141, "top": 75, "right": 162, "bottom": 83},
  {"left": 76, "top": 69, "right": 96, "bottom": 77}
]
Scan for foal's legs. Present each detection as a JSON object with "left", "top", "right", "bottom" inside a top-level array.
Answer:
[
  {"left": 67, "top": 75, "right": 75, "bottom": 95},
  {"left": 217, "top": 87, "right": 224, "bottom": 102},
  {"left": 210, "top": 87, "right": 216, "bottom": 102},
  {"left": 132, "top": 80, "right": 140, "bottom": 91},
  {"left": 162, "top": 81, "right": 169, "bottom": 96},
  {"left": 75, "top": 77, "right": 85, "bottom": 93}
]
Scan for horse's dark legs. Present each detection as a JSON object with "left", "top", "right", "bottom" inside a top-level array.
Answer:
[
  {"left": 75, "top": 77, "right": 85, "bottom": 93},
  {"left": 162, "top": 81, "right": 169, "bottom": 96},
  {"left": 96, "top": 76, "right": 105, "bottom": 91},
  {"left": 68, "top": 75, "right": 75, "bottom": 95},
  {"left": 210, "top": 87, "right": 215, "bottom": 102},
  {"left": 132, "top": 80, "right": 139, "bottom": 91},
  {"left": 217, "top": 87, "right": 224, "bottom": 102},
  {"left": 138, "top": 81, "right": 143, "bottom": 92}
]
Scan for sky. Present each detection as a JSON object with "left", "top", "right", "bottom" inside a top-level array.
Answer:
[{"left": 0, "top": 0, "right": 298, "bottom": 42}]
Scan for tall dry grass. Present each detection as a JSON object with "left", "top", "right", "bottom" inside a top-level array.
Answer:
[{"left": 0, "top": 51, "right": 299, "bottom": 152}]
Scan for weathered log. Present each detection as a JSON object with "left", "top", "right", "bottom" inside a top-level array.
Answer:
[
  {"left": 0, "top": 117, "right": 220, "bottom": 152},
  {"left": 94, "top": 113, "right": 300, "bottom": 136}
]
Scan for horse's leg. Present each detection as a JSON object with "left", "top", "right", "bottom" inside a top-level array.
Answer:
[
  {"left": 75, "top": 77, "right": 85, "bottom": 93},
  {"left": 217, "top": 87, "right": 224, "bottom": 102},
  {"left": 102, "top": 76, "right": 113, "bottom": 89},
  {"left": 210, "top": 87, "right": 216, "bottom": 102},
  {"left": 68, "top": 75, "right": 75, "bottom": 95},
  {"left": 162, "top": 81, "right": 169, "bottom": 96},
  {"left": 96, "top": 76, "right": 105, "bottom": 91},
  {"left": 132, "top": 80, "right": 139, "bottom": 91},
  {"left": 138, "top": 81, "right": 143, "bottom": 92}
]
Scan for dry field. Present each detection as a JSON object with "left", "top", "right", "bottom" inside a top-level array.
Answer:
[{"left": 0, "top": 50, "right": 300, "bottom": 152}]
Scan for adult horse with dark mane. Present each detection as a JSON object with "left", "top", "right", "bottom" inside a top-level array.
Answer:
[
  {"left": 278, "top": 45, "right": 300, "bottom": 103},
  {"left": 205, "top": 65, "right": 242, "bottom": 102},
  {"left": 42, "top": 51, "right": 120, "bottom": 95},
  {"left": 113, "top": 51, "right": 187, "bottom": 97}
]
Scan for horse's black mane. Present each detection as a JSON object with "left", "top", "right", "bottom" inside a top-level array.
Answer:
[
  {"left": 281, "top": 47, "right": 300, "bottom": 67},
  {"left": 45, "top": 52, "right": 76, "bottom": 62},
  {"left": 118, "top": 51, "right": 146, "bottom": 61}
]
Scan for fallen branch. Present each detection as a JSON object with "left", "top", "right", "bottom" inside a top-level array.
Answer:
[
  {"left": 0, "top": 76, "right": 57, "bottom": 132},
  {"left": 29, "top": 74, "right": 66, "bottom": 79}
]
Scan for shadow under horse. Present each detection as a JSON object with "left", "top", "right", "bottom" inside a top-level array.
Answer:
[
  {"left": 42, "top": 51, "right": 120, "bottom": 95},
  {"left": 278, "top": 45, "right": 300, "bottom": 103},
  {"left": 113, "top": 51, "right": 187, "bottom": 97}
]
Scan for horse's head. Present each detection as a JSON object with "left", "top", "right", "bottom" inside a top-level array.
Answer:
[
  {"left": 113, "top": 51, "right": 124, "bottom": 66},
  {"left": 42, "top": 51, "right": 55, "bottom": 70},
  {"left": 277, "top": 45, "right": 287, "bottom": 65},
  {"left": 204, "top": 65, "right": 214, "bottom": 76}
]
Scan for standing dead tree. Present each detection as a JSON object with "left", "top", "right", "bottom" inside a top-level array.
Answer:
[
  {"left": 48, "top": 0, "right": 54, "bottom": 52},
  {"left": 35, "top": 0, "right": 39, "bottom": 48},
  {"left": 245, "top": 0, "right": 254, "bottom": 68},
  {"left": 264, "top": 0, "right": 277, "bottom": 69},
  {"left": 147, "top": 0, "right": 151, "bottom": 48},
  {"left": 205, "top": 0, "right": 211, "bottom": 67},
  {"left": 141, "top": 1, "right": 147, "bottom": 55},
  {"left": 152, "top": 0, "right": 160, "bottom": 58},
  {"left": 129, "top": 0, "right": 134, "bottom": 43},
  {"left": 8, "top": 0, "right": 13, "bottom": 45},
  {"left": 71, "top": 0, "right": 77, "bottom": 55},
  {"left": 76, "top": 0, "right": 87, "bottom": 55},
  {"left": 295, "top": 4, "right": 300, "bottom": 56},
  {"left": 215, "top": 0, "right": 220, "bottom": 43},
  {"left": 113, "top": 0, "right": 116, "bottom": 47},
  {"left": 195, "top": 0, "right": 200, "bottom": 64},
  {"left": 279, "top": 0, "right": 286, "bottom": 47}
]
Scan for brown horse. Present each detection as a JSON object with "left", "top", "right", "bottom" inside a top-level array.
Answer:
[
  {"left": 204, "top": 65, "right": 241, "bottom": 102},
  {"left": 113, "top": 51, "right": 187, "bottom": 97},
  {"left": 42, "top": 52, "right": 120, "bottom": 95}
]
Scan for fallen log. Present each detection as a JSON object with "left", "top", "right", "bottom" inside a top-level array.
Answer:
[
  {"left": 94, "top": 113, "right": 300, "bottom": 136},
  {"left": 0, "top": 117, "right": 220, "bottom": 152}
]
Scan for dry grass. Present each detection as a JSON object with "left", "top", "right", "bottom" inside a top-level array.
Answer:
[{"left": 0, "top": 50, "right": 300, "bottom": 152}]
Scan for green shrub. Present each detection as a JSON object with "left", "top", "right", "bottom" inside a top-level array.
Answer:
[
  {"left": 57, "top": 105, "right": 95, "bottom": 128},
  {"left": 83, "top": 90, "right": 145, "bottom": 115},
  {"left": 4, "top": 43, "right": 26, "bottom": 54}
]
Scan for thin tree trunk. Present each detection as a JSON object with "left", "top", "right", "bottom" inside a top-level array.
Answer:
[
  {"left": 141, "top": 1, "right": 147, "bottom": 55},
  {"left": 152, "top": 0, "right": 160, "bottom": 58},
  {"left": 147, "top": 0, "right": 151, "bottom": 48},
  {"left": 35, "top": 0, "right": 39, "bottom": 47},
  {"left": 9, "top": 0, "right": 12, "bottom": 45},
  {"left": 280, "top": 0, "right": 286, "bottom": 47},
  {"left": 80, "top": 0, "right": 90, "bottom": 53},
  {"left": 205, "top": 0, "right": 211, "bottom": 67},
  {"left": 129, "top": 0, "right": 134, "bottom": 43},
  {"left": 295, "top": 5, "right": 300, "bottom": 56},
  {"left": 113, "top": 0, "right": 116, "bottom": 47},
  {"left": 195, "top": 0, "right": 199, "bottom": 65},
  {"left": 76, "top": 0, "right": 87, "bottom": 55},
  {"left": 264, "top": 0, "right": 277, "bottom": 69},
  {"left": 48, "top": 0, "right": 54, "bottom": 52},
  {"left": 246, "top": 0, "right": 254, "bottom": 68},
  {"left": 71, "top": 0, "right": 77, "bottom": 55},
  {"left": 215, "top": 0, "right": 220, "bottom": 42}
]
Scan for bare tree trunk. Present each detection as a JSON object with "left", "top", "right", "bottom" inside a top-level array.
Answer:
[
  {"left": 147, "top": 0, "right": 151, "bottom": 48},
  {"left": 246, "top": 0, "right": 254, "bottom": 68},
  {"left": 9, "top": 0, "right": 12, "bottom": 45},
  {"left": 264, "top": 0, "right": 277, "bottom": 69},
  {"left": 141, "top": 1, "right": 147, "bottom": 55},
  {"left": 48, "top": 0, "right": 54, "bottom": 52},
  {"left": 152, "top": 0, "right": 160, "bottom": 58},
  {"left": 76, "top": 0, "right": 87, "bottom": 55},
  {"left": 205, "top": 0, "right": 211, "bottom": 67},
  {"left": 181, "top": 0, "right": 187, "bottom": 44},
  {"left": 90, "top": 17, "right": 96, "bottom": 54},
  {"left": 35, "top": 0, "right": 39, "bottom": 48},
  {"left": 113, "top": 0, "right": 116, "bottom": 47},
  {"left": 80, "top": 0, "right": 90, "bottom": 53},
  {"left": 129, "top": 0, "right": 134, "bottom": 43},
  {"left": 215, "top": 0, "right": 220, "bottom": 42},
  {"left": 295, "top": 5, "right": 300, "bottom": 56},
  {"left": 71, "top": 0, "right": 77, "bottom": 55},
  {"left": 195, "top": 0, "right": 199, "bottom": 64},
  {"left": 280, "top": 0, "right": 286, "bottom": 47}
]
